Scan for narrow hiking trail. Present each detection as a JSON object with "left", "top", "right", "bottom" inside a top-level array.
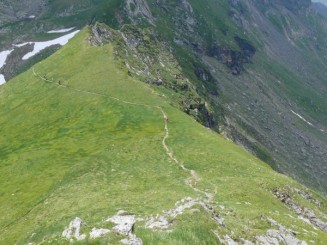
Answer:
[
  {"left": 32, "top": 67, "right": 217, "bottom": 213},
  {"left": 32, "top": 68, "right": 182, "bottom": 171},
  {"left": 33, "top": 68, "right": 200, "bottom": 183}
]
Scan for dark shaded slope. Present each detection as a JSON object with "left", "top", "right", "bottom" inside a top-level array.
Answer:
[
  {"left": 118, "top": 0, "right": 327, "bottom": 195},
  {"left": 312, "top": 2, "right": 327, "bottom": 18}
]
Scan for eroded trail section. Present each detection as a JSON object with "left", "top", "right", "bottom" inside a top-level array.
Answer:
[{"left": 159, "top": 107, "right": 179, "bottom": 164}]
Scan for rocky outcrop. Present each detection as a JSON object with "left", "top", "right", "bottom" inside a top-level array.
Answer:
[
  {"left": 0, "top": 0, "right": 45, "bottom": 26},
  {"left": 216, "top": 217, "right": 309, "bottom": 245},
  {"left": 208, "top": 37, "right": 256, "bottom": 75},
  {"left": 256, "top": 229, "right": 307, "bottom": 245},
  {"left": 178, "top": 0, "right": 196, "bottom": 32},
  {"left": 88, "top": 23, "right": 115, "bottom": 46},
  {"left": 274, "top": 188, "right": 327, "bottom": 233},
  {"left": 106, "top": 210, "right": 143, "bottom": 245},
  {"left": 181, "top": 97, "right": 216, "bottom": 128},
  {"left": 125, "top": 0, "right": 155, "bottom": 26},
  {"left": 0, "top": 44, "right": 34, "bottom": 81},
  {"left": 256, "top": 218, "right": 308, "bottom": 245},
  {"left": 62, "top": 217, "right": 86, "bottom": 241},
  {"left": 89, "top": 228, "right": 110, "bottom": 239},
  {"left": 62, "top": 212, "right": 142, "bottom": 243},
  {"left": 145, "top": 197, "right": 199, "bottom": 230},
  {"left": 273, "top": 0, "right": 311, "bottom": 13},
  {"left": 114, "top": 24, "right": 216, "bottom": 129}
]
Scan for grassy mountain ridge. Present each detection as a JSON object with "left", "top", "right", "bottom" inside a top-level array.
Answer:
[
  {"left": 0, "top": 26, "right": 326, "bottom": 244},
  {"left": 1, "top": 1, "right": 327, "bottom": 243}
]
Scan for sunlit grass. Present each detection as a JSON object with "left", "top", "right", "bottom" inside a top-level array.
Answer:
[{"left": 0, "top": 28, "right": 326, "bottom": 244}]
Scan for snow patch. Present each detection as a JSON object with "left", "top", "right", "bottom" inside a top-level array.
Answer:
[
  {"left": 0, "top": 49, "right": 14, "bottom": 69},
  {"left": 291, "top": 110, "right": 313, "bottom": 126},
  {"left": 47, "top": 27, "right": 75, "bottom": 34},
  {"left": 16, "top": 30, "right": 80, "bottom": 60},
  {"left": 0, "top": 49, "right": 13, "bottom": 85},
  {"left": 0, "top": 74, "right": 6, "bottom": 85}
]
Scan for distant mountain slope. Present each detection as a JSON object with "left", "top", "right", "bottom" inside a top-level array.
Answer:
[
  {"left": 109, "top": 0, "right": 327, "bottom": 195},
  {"left": 0, "top": 26, "right": 326, "bottom": 245},
  {"left": 312, "top": 2, "right": 327, "bottom": 18}
]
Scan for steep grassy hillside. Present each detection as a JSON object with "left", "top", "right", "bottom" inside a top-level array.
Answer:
[
  {"left": 2, "top": 0, "right": 326, "bottom": 197},
  {"left": 0, "top": 27, "right": 326, "bottom": 244},
  {"left": 126, "top": 0, "right": 327, "bottom": 195}
]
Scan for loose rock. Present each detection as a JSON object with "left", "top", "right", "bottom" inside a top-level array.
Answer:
[
  {"left": 106, "top": 210, "right": 136, "bottom": 235},
  {"left": 62, "top": 217, "right": 86, "bottom": 241},
  {"left": 89, "top": 227, "right": 110, "bottom": 239},
  {"left": 106, "top": 210, "right": 143, "bottom": 245}
]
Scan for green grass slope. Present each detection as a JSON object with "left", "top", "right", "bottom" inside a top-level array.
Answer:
[
  {"left": 0, "top": 28, "right": 326, "bottom": 244},
  {"left": 142, "top": 0, "right": 327, "bottom": 195}
]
